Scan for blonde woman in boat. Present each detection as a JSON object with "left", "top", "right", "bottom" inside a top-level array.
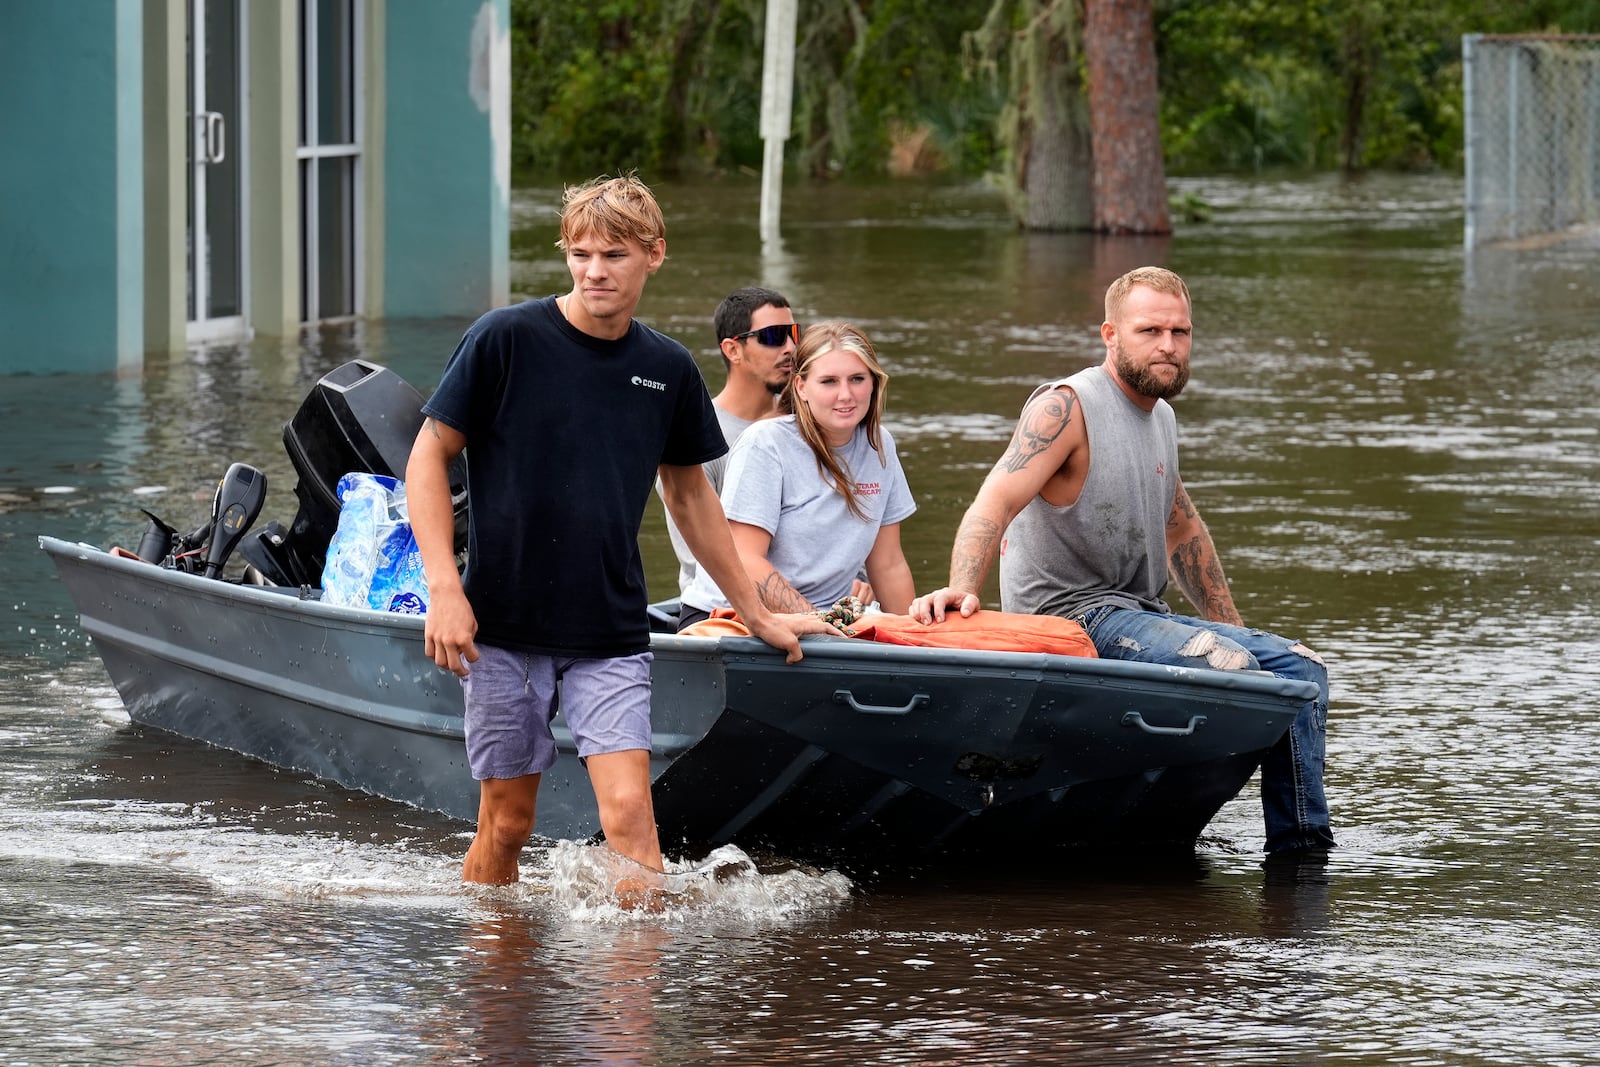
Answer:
[{"left": 678, "top": 320, "right": 917, "bottom": 629}]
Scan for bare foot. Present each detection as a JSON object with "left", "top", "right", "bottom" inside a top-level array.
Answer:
[{"left": 614, "top": 876, "right": 674, "bottom": 913}]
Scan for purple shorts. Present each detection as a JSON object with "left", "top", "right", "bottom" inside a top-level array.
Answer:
[{"left": 459, "top": 644, "right": 654, "bottom": 781}]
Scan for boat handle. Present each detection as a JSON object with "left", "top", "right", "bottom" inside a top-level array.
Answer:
[
  {"left": 1121, "top": 711, "right": 1207, "bottom": 736},
  {"left": 833, "top": 689, "right": 930, "bottom": 716}
]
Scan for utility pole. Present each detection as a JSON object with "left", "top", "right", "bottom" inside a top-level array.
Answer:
[{"left": 758, "top": 0, "right": 798, "bottom": 245}]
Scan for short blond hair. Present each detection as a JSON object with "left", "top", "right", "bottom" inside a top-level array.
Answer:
[
  {"left": 1105, "top": 266, "right": 1190, "bottom": 322},
  {"left": 557, "top": 174, "right": 666, "bottom": 253}
]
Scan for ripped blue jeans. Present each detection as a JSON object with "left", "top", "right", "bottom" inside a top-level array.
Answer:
[{"left": 1075, "top": 605, "right": 1335, "bottom": 853}]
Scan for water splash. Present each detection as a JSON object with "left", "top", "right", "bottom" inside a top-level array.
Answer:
[{"left": 539, "top": 839, "right": 853, "bottom": 923}]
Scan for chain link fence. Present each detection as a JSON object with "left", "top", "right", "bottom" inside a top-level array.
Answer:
[{"left": 1464, "top": 34, "right": 1600, "bottom": 247}]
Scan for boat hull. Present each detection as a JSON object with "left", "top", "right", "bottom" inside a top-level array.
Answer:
[{"left": 41, "top": 536, "right": 1314, "bottom": 864}]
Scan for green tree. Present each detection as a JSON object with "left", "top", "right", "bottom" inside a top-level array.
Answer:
[
  {"left": 1155, "top": 0, "right": 1600, "bottom": 174},
  {"left": 843, "top": 0, "right": 1003, "bottom": 175},
  {"left": 510, "top": 0, "right": 1000, "bottom": 180},
  {"left": 509, "top": 0, "right": 675, "bottom": 175},
  {"left": 506, "top": 0, "right": 1600, "bottom": 182}
]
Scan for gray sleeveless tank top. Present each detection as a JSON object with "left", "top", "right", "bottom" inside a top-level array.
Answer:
[{"left": 998, "top": 365, "right": 1179, "bottom": 619}]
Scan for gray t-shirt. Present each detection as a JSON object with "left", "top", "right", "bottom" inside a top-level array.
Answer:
[
  {"left": 660, "top": 405, "right": 757, "bottom": 595},
  {"left": 999, "top": 366, "right": 1179, "bottom": 619},
  {"left": 682, "top": 415, "right": 917, "bottom": 613}
]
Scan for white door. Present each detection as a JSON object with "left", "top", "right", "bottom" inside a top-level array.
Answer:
[{"left": 187, "top": 0, "right": 248, "bottom": 341}]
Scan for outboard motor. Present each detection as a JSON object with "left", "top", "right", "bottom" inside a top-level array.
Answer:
[
  {"left": 238, "top": 359, "right": 468, "bottom": 587},
  {"left": 201, "top": 462, "right": 268, "bottom": 577}
]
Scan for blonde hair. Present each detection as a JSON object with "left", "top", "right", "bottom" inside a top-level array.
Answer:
[
  {"left": 1104, "top": 266, "right": 1190, "bottom": 322},
  {"left": 557, "top": 173, "right": 666, "bottom": 253},
  {"left": 783, "top": 321, "right": 891, "bottom": 521}
]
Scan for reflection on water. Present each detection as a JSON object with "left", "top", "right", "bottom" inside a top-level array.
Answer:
[{"left": 3, "top": 172, "right": 1600, "bottom": 1064}]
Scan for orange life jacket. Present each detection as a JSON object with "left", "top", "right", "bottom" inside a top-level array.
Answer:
[{"left": 681, "top": 608, "right": 1097, "bottom": 658}]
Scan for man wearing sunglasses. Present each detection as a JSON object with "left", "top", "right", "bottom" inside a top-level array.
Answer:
[{"left": 661, "top": 287, "right": 799, "bottom": 603}]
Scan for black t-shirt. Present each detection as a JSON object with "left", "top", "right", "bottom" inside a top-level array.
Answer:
[{"left": 422, "top": 296, "right": 725, "bottom": 656}]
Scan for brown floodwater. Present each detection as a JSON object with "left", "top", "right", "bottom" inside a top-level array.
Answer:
[{"left": 2, "top": 171, "right": 1598, "bottom": 1065}]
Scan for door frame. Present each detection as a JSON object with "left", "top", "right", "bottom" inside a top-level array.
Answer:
[
  {"left": 298, "top": 0, "right": 364, "bottom": 323},
  {"left": 187, "top": 0, "right": 251, "bottom": 343}
]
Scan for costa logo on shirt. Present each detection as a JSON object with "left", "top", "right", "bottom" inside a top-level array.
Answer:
[
  {"left": 855, "top": 482, "right": 881, "bottom": 496},
  {"left": 631, "top": 375, "right": 666, "bottom": 392}
]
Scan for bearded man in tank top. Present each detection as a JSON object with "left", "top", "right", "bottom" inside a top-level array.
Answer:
[{"left": 909, "top": 266, "right": 1334, "bottom": 859}]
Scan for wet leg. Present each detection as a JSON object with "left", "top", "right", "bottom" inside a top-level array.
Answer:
[{"left": 463, "top": 774, "right": 540, "bottom": 884}]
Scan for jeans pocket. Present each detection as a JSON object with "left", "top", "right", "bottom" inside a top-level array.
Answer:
[{"left": 1072, "top": 604, "right": 1112, "bottom": 639}]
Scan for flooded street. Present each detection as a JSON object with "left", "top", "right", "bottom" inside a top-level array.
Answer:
[{"left": 3, "top": 172, "right": 1599, "bottom": 1064}]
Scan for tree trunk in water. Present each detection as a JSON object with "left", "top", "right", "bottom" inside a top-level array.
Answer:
[
  {"left": 1083, "top": 0, "right": 1171, "bottom": 235},
  {"left": 658, "top": 0, "right": 724, "bottom": 176},
  {"left": 1340, "top": 14, "right": 1371, "bottom": 172},
  {"left": 1018, "top": 26, "right": 1093, "bottom": 231}
]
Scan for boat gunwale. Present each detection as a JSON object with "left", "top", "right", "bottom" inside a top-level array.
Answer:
[{"left": 40, "top": 534, "right": 1319, "bottom": 707}]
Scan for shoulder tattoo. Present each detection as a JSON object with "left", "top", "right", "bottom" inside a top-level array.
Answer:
[{"left": 1000, "top": 390, "right": 1076, "bottom": 474}]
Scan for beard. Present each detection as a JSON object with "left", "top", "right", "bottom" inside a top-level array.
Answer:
[{"left": 1113, "top": 338, "right": 1189, "bottom": 400}]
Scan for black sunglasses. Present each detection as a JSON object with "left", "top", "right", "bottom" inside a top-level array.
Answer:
[{"left": 731, "top": 323, "right": 801, "bottom": 347}]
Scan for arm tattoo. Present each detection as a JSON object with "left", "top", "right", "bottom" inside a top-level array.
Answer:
[
  {"left": 423, "top": 417, "right": 442, "bottom": 440},
  {"left": 1170, "top": 536, "right": 1241, "bottom": 625},
  {"left": 756, "top": 571, "right": 815, "bottom": 613},
  {"left": 1168, "top": 483, "right": 1198, "bottom": 529},
  {"left": 950, "top": 516, "right": 1002, "bottom": 593},
  {"left": 1170, "top": 538, "right": 1209, "bottom": 602},
  {"left": 999, "top": 392, "right": 1075, "bottom": 474},
  {"left": 1167, "top": 483, "right": 1240, "bottom": 623}
]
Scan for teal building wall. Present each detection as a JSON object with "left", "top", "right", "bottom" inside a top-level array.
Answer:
[
  {"left": 0, "top": 1, "right": 144, "bottom": 374},
  {"left": 384, "top": 0, "right": 511, "bottom": 318},
  {"left": 0, "top": 0, "right": 508, "bottom": 376}
]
